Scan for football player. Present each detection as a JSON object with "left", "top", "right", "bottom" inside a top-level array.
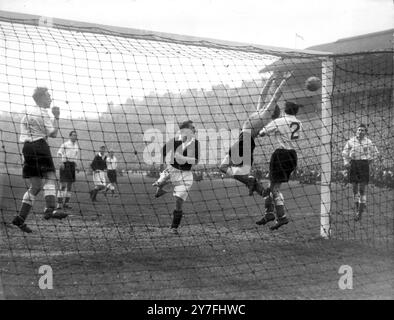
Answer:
[
  {"left": 256, "top": 101, "right": 303, "bottom": 230},
  {"left": 219, "top": 71, "right": 292, "bottom": 196},
  {"left": 342, "top": 124, "right": 379, "bottom": 221}
]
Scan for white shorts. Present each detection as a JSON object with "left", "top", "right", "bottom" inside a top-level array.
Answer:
[
  {"left": 168, "top": 166, "right": 193, "bottom": 201},
  {"left": 221, "top": 154, "right": 251, "bottom": 176},
  {"left": 93, "top": 171, "right": 106, "bottom": 187}
]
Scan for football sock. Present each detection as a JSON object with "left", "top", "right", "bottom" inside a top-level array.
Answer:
[
  {"left": 92, "top": 189, "right": 99, "bottom": 200},
  {"left": 19, "top": 202, "right": 32, "bottom": 220},
  {"left": 265, "top": 196, "right": 274, "bottom": 213},
  {"left": 274, "top": 205, "right": 286, "bottom": 219},
  {"left": 171, "top": 210, "right": 183, "bottom": 229},
  {"left": 45, "top": 195, "right": 56, "bottom": 210},
  {"left": 233, "top": 175, "right": 250, "bottom": 186}
]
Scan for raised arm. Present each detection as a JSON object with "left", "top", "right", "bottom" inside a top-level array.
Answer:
[
  {"left": 45, "top": 107, "right": 60, "bottom": 138},
  {"left": 259, "top": 72, "right": 292, "bottom": 114},
  {"left": 256, "top": 74, "right": 276, "bottom": 111}
]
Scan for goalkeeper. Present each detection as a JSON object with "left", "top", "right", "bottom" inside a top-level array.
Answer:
[{"left": 219, "top": 71, "right": 292, "bottom": 196}]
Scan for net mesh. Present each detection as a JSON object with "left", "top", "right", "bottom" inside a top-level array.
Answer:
[{"left": 0, "top": 14, "right": 393, "bottom": 299}]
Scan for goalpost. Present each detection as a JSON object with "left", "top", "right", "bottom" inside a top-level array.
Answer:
[
  {"left": 0, "top": 10, "right": 393, "bottom": 299},
  {"left": 320, "top": 58, "right": 334, "bottom": 239}
]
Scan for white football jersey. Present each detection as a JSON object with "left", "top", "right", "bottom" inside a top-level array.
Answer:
[
  {"left": 57, "top": 140, "right": 80, "bottom": 162},
  {"left": 106, "top": 156, "right": 118, "bottom": 170},
  {"left": 260, "top": 114, "right": 303, "bottom": 150},
  {"left": 342, "top": 137, "right": 379, "bottom": 163},
  {"left": 20, "top": 106, "right": 55, "bottom": 142}
]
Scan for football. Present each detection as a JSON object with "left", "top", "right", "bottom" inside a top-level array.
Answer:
[{"left": 305, "top": 76, "right": 321, "bottom": 92}]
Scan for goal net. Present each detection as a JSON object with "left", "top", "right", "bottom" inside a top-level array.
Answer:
[{"left": 0, "top": 11, "right": 393, "bottom": 299}]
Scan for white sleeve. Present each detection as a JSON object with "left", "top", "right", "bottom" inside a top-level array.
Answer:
[
  {"left": 261, "top": 119, "right": 279, "bottom": 136},
  {"left": 57, "top": 143, "right": 65, "bottom": 157},
  {"left": 20, "top": 115, "right": 28, "bottom": 141}
]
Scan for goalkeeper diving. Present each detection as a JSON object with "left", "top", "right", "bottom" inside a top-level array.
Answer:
[{"left": 219, "top": 71, "right": 292, "bottom": 196}]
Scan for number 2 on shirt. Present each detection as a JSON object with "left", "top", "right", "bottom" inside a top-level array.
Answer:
[{"left": 290, "top": 122, "right": 300, "bottom": 140}]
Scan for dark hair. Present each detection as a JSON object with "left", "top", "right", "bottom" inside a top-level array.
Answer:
[
  {"left": 179, "top": 120, "right": 194, "bottom": 130},
  {"left": 358, "top": 123, "right": 367, "bottom": 131},
  {"left": 69, "top": 130, "right": 77, "bottom": 136},
  {"left": 271, "top": 105, "right": 281, "bottom": 120},
  {"left": 100, "top": 145, "right": 106, "bottom": 149},
  {"left": 284, "top": 101, "right": 302, "bottom": 115}
]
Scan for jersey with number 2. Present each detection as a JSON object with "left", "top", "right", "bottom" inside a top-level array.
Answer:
[{"left": 263, "top": 115, "right": 302, "bottom": 150}]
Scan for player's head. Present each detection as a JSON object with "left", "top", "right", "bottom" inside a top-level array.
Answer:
[
  {"left": 356, "top": 123, "right": 367, "bottom": 138},
  {"left": 272, "top": 104, "right": 281, "bottom": 120},
  {"left": 69, "top": 130, "right": 78, "bottom": 142},
  {"left": 109, "top": 150, "right": 114, "bottom": 156},
  {"left": 284, "top": 101, "right": 301, "bottom": 116},
  {"left": 33, "top": 87, "right": 51, "bottom": 108},
  {"left": 99, "top": 145, "right": 106, "bottom": 154},
  {"left": 179, "top": 120, "right": 196, "bottom": 138}
]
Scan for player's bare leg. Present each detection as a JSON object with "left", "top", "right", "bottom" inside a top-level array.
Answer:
[
  {"left": 90, "top": 185, "right": 105, "bottom": 202},
  {"left": 352, "top": 183, "right": 360, "bottom": 215},
  {"left": 355, "top": 183, "right": 367, "bottom": 221},
  {"left": 59, "top": 182, "right": 73, "bottom": 210},
  {"left": 12, "top": 177, "right": 42, "bottom": 233},
  {"left": 43, "top": 172, "right": 68, "bottom": 219},
  {"left": 219, "top": 150, "right": 257, "bottom": 195},
  {"left": 104, "top": 182, "right": 115, "bottom": 197},
  {"left": 256, "top": 190, "right": 276, "bottom": 225},
  {"left": 153, "top": 168, "right": 170, "bottom": 198},
  {"left": 57, "top": 182, "right": 66, "bottom": 209},
  {"left": 114, "top": 182, "right": 120, "bottom": 198}
]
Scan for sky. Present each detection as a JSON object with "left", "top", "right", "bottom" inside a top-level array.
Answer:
[
  {"left": 0, "top": 0, "right": 393, "bottom": 49},
  {"left": 0, "top": 0, "right": 392, "bottom": 116}
]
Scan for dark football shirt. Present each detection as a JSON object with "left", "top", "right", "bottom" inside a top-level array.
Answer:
[{"left": 162, "top": 138, "right": 200, "bottom": 171}]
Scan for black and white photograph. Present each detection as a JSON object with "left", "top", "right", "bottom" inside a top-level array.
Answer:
[{"left": 0, "top": 0, "right": 393, "bottom": 304}]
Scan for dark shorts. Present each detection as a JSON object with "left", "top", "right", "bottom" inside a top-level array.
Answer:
[
  {"left": 228, "top": 131, "right": 256, "bottom": 167},
  {"left": 59, "top": 161, "right": 76, "bottom": 183},
  {"left": 107, "top": 170, "right": 117, "bottom": 183},
  {"left": 349, "top": 160, "right": 369, "bottom": 184},
  {"left": 22, "top": 139, "right": 55, "bottom": 179},
  {"left": 269, "top": 149, "right": 297, "bottom": 183}
]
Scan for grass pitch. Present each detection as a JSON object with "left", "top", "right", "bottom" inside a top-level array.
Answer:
[{"left": 0, "top": 172, "right": 393, "bottom": 299}]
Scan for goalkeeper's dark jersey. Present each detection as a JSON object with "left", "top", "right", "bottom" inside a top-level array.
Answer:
[
  {"left": 162, "top": 138, "right": 200, "bottom": 171},
  {"left": 91, "top": 153, "right": 107, "bottom": 171},
  {"left": 228, "top": 131, "right": 256, "bottom": 167}
]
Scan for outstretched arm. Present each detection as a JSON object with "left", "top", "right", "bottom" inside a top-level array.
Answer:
[
  {"left": 256, "top": 74, "right": 275, "bottom": 111},
  {"left": 242, "top": 71, "right": 292, "bottom": 138},
  {"left": 259, "top": 71, "right": 292, "bottom": 114}
]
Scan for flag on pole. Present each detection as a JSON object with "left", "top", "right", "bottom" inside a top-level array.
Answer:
[{"left": 296, "top": 33, "right": 304, "bottom": 41}]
